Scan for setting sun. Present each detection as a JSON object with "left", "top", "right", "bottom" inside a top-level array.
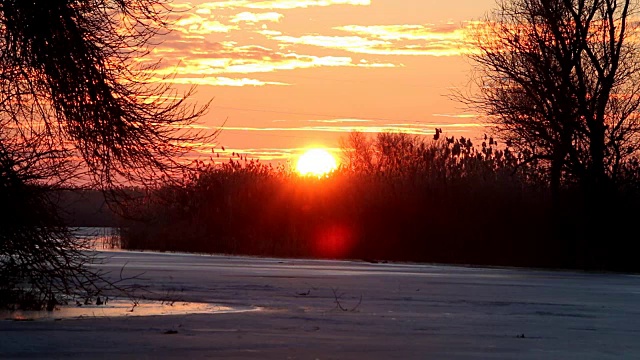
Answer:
[{"left": 296, "top": 149, "right": 338, "bottom": 177}]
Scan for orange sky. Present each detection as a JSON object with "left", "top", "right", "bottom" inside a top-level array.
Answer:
[{"left": 148, "top": 0, "right": 497, "bottom": 164}]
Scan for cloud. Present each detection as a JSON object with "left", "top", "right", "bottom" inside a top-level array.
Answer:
[
  {"left": 337, "top": 24, "right": 464, "bottom": 41},
  {"left": 432, "top": 113, "right": 480, "bottom": 119},
  {"left": 305, "top": 119, "right": 373, "bottom": 123},
  {"left": 147, "top": 1, "right": 479, "bottom": 90},
  {"left": 210, "top": 147, "right": 298, "bottom": 161},
  {"left": 171, "top": 13, "right": 236, "bottom": 34},
  {"left": 157, "top": 76, "right": 290, "bottom": 86},
  {"left": 269, "top": 22, "right": 477, "bottom": 56},
  {"left": 147, "top": 0, "right": 399, "bottom": 85},
  {"left": 141, "top": 40, "right": 396, "bottom": 84},
  {"left": 230, "top": 12, "right": 284, "bottom": 23},
  {"left": 165, "top": 123, "right": 214, "bottom": 130},
  {"left": 217, "top": 122, "right": 483, "bottom": 135},
  {"left": 273, "top": 35, "right": 388, "bottom": 50},
  {"left": 256, "top": 29, "right": 283, "bottom": 36},
  {"left": 195, "top": 0, "right": 370, "bottom": 10},
  {"left": 248, "top": 0, "right": 371, "bottom": 9}
]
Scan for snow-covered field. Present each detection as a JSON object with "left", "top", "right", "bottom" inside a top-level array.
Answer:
[{"left": 2, "top": 250, "right": 640, "bottom": 359}]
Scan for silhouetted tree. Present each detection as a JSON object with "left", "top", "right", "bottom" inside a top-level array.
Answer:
[
  {"left": 340, "top": 132, "right": 427, "bottom": 176},
  {"left": 339, "top": 131, "right": 377, "bottom": 174},
  {"left": 0, "top": 0, "right": 213, "bottom": 188},
  {"left": 464, "top": 0, "right": 640, "bottom": 200},
  {"left": 0, "top": 0, "right": 213, "bottom": 308}
]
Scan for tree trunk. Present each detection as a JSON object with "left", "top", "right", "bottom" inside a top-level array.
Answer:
[
  {"left": 550, "top": 150, "right": 563, "bottom": 209},
  {"left": 584, "top": 122, "right": 609, "bottom": 269}
]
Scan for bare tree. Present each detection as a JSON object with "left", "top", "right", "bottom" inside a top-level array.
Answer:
[
  {"left": 339, "top": 131, "right": 377, "bottom": 174},
  {"left": 0, "top": 1, "right": 214, "bottom": 308},
  {"left": 0, "top": 0, "right": 215, "bottom": 188},
  {"left": 464, "top": 0, "right": 640, "bottom": 199},
  {"left": 340, "top": 132, "right": 426, "bottom": 175}
]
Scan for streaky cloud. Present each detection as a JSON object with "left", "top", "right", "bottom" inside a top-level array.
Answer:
[
  {"left": 195, "top": 0, "right": 370, "bottom": 10},
  {"left": 172, "top": 13, "right": 236, "bottom": 34},
  {"left": 143, "top": 40, "right": 396, "bottom": 78},
  {"left": 230, "top": 12, "right": 284, "bottom": 23},
  {"left": 432, "top": 113, "right": 480, "bottom": 119},
  {"left": 269, "top": 22, "right": 479, "bottom": 56},
  {"left": 155, "top": 76, "right": 290, "bottom": 86},
  {"left": 305, "top": 119, "right": 373, "bottom": 123},
  {"left": 273, "top": 35, "right": 388, "bottom": 50},
  {"left": 216, "top": 124, "right": 483, "bottom": 135}
]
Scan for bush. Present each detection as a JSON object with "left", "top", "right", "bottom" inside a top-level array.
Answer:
[{"left": 119, "top": 132, "right": 640, "bottom": 272}]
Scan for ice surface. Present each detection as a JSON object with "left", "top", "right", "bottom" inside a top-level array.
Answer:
[{"left": 1, "top": 251, "right": 639, "bottom": 359}]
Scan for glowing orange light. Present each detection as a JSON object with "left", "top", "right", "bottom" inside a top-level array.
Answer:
[
  {"left": 296, "top": 148, "right": 337, "bottom": 177},
  {"left": 314, "top": 224, "right": 356, "bottom": 259}
]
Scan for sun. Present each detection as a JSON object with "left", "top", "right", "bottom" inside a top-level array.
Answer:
[{"left": 296, "top": 148, "right": 337, "bottom": 177}]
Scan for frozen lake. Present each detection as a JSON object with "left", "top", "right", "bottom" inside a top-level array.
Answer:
[{"left": 2, "top": 251, "right": 640, "bottom": 359}]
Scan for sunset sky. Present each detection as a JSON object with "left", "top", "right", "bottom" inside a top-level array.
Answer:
[{"left": 149, "top": 0, "right": 497, "bottom": 164}]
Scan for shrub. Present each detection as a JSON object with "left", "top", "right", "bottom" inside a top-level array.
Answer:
[{"left": 119, "top": 132, "right": 640, "bottom": 271}]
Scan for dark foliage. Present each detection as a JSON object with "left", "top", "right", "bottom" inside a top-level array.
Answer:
[
  {"left": 0, "top": 0, "right": 213, "bottom": 188},
  {"left": 0, "top": 145, "right": 124, "bottom": 310},
  {"left": 462, "top": 0, "right": 640, "bottom": 201},
  {"left": 55, "top": 189, "right": 121, "bottom": 227},
  {"left": 119, "top": 132, "right": 640, "bottom": 272},
  {"left": 0, "top": 0, "right": 212, "bottom": 309}
]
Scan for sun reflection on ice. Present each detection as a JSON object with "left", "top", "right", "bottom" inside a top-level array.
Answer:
[{"left": 1, "top": 299, "right": 259, "bottom": 321}]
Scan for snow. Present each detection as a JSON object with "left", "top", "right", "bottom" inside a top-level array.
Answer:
[{"left": 2, "top": 251, "right": 640, "bottom": 359}]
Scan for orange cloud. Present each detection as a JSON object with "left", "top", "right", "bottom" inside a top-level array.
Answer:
[
  {"left": 160, "top": 76, "right": 290, "bottom": 86},
  {"left": 256, "top": 29, "right": 283, "bottom": 36},
  {"left": 271, "top": 22, "right": 477, "bottom": 56},
  {"left": 230, "top": 12, "right": 284, "bottom": 23},
  {"left": 273, "top": 35, "right": 388, "bottom": 50},
  {"left": 151, "top": 2, "right": 479, "bottom": 91},
  {"left": 338, "top": 24, "right": 467, "bottom": 41},
  {"left": 140, "top": 40, "right": 396, "bottom": 85},
  {"left": 189, "top": 144, "right": 333, "bottom": 162},
  {"left": 195, "top": 0, "right": 370, "bottom": 10},
  {"left": 432, "top": 113, "right": 480, "bottom": 119},
  {"left": 217, "top": 122, "right": 483, "bottom": 135},
  {"left": 210, "top": 147, "right": 301, "bottom": 161},
  {"left": 171, "top": 13, "right": 236, "bottom": 34},
  {"left": 306, "top": 119, "right": 372, "bottom": 123},
  {"left": 146, "top": 1, "right": 400, "bottom": 87}
]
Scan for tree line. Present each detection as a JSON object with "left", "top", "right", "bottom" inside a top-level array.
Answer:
[{"left": 117, "top": 131, "right": 639, "bottom": 271}]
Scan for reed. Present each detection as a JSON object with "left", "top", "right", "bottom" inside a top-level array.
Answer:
[{"left": 119, "top": 133, "right": 640, "bottom": 272}]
